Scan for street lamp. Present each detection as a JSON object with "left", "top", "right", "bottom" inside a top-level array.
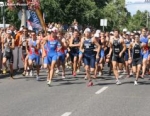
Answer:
[{"left": 0, "top": 1, "right": 5, "bottom": 28}]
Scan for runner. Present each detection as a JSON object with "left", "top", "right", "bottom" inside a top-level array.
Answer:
[
  {"left": 43, "top": 27, "right": 61, "bottom": 86},
  {"left": 107, "top": 29, "right": 126, "bottom": 85},
  {"left": 129, "top": 33, "right": 142, "bottom": 85},
  {"left": 69, "top": 29, "right": 80, "bottom": 76},
  {"left": 27, "top": 31, "right": 40, "bottom": 80},
  {"left": 2, "top": 30, "right": 15, "bottom": 78},
  {"left": 140, "top": 28, "right": 148, "bottom": 78},
  {"left": 80, "top": 28, "right": 100, "bottom": 86}
]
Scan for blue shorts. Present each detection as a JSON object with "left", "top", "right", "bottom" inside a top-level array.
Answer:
[
  {"left": 28, "top": 54, "right": 40, "bottom": 65},
  {"left": 142, "top": 50, "right": 148, "bottom": 59},
  {"left": 124, "top": 52, "right": 129, "bottom": 61},
  {"left": 69, "top": 51, "right": 79, "bottom": 62},
  {"left": 79, "top": 51, "right": 83, "bottom": 56},
  {"left": 57, "top": 52, "right": 65, "bottom": 63},
  {"left": 83, "top": 54, "right": 96, "bottom": 68},
  {"left": 64, "top": 50, "right": 68, "bottom": 54},
  {"left": 44, "top": 55, "right": 58, "bottom": 64},
  {"left": 100, "top": 49, "right": 105, "bottom": 58}
]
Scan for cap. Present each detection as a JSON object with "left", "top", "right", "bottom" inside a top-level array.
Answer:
[
  {"left": 6, "top": 30, "right": 12, "bottom": 34},
  {"left": 94, "top": 33, "right": 100, "bottom": 38},
  {"left": 51, "top": 27, "right": 58, "bottom": 33},
  {"left": 123, "top": 28, "right": 127, "bottom": 32},
  {"left": 110, "top": 31, "right": 114, "bottom": 35},
  {"left": 47, "top": 29, "right": 51, "bottom": 32},
  {"left": 96, "top": 30, "right": 101, "bottom": 34},
  {"left": 126, "top": 31, "right": 130, "bottom": 35},
  {"left": 84, "top": 28, "right": 91, "bottom": 34}
]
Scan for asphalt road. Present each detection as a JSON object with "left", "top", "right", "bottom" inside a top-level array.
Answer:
[{"left": 0, "top": 67, "right": 150, "bottom": 116}]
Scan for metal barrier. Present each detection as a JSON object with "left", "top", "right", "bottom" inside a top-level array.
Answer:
[{"left": 0, "top": 47, "right": 42, "bottom": 70}]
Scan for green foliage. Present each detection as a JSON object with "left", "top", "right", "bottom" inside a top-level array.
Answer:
[{"left": 0, "top": 0, "right": 148, "bottom": 31}]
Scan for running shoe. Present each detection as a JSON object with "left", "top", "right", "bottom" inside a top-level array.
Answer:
[
  {"left": 29, "top": 70, "right": 34, "bottom": 77},
  {"left": 116, "top": 80, "right": 122, "bottom": 85},
  {"left": 55, "top": 68, "right": 59, "bottom": 74},
  {"left": 73, "top": 72, "right": 76, "bottom": 77},
  {"left": 36, "top": 76, "right": 40, "bottom": 81},
  {"left": 87, "top": 81, "right": 93, "bottom": 87},
  {"left": 62, "top": 76, "right": 66, "bottom": 79},
  {"left": 77, "top": 69, "right": 80, "bottom": 73},
  {"left": 3, "top": 68, "right": 7, "bottom": 74},
  {"left": 47, "top": 80, "right": 51, "bottom": 86},
  {"left": 22, "top": 72, "right": 26, "bottom": 76},
  {"left": 84, "top": 76, "right": 87, "bottom": 80},
  {"left": 134, "top": 81, "right": 138, "bottom": 85}
]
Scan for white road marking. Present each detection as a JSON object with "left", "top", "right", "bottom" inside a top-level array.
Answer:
[
  {"left": 61, "top": 112, "right": 72, "bottom": 116},
  {"left": 95, "top": 86, "right": 108, "bottom": 95}
]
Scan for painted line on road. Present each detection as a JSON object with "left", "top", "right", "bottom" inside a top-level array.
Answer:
[
  {"left": 61, "top": 112, "right": 72, "bottom": 116},
  {"left": 95, "top": 86, "right": 108, "bottom": 95}
]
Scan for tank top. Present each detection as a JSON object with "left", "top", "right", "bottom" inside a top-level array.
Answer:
[
  {"left": 113, "top": 39, "right": 122, "bottom": 56},
  {"left": 46, "top": 36, "right": 59, "bottom": 56},
  {"left": 83, "top": 38, "right": 95, "bottom": 55},
  {"left": 22, "top": 35, "right": 29, "bottom": 50},
  {"left": 29, "top": 39, "right": 39, "bottom": 55},
  {"left": 4, "top": 38, "right": 13, "bottom": 53},
  {"left": 125, "top": 39, "right": 131, "bottom": 53},
  {"left": 70, "top": 37, "right": 80, "bottom": 53},
  {"left": 132, "top": 44, "right": 141, "bottom": 59}
]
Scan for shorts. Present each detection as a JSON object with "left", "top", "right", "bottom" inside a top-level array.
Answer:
[
  {"left": 132, "top": 57, "right": 142, "bottom": 66},
  {"left": 22, "top": 49, "right": 27, "bottom": 60},
  {"left": 69, "top": 51, "right": 79, "bottom": 62},
  {"left": 100, "top": 49, "right": 105, "bottom": 58},
  {"left": 124, "top": 52, "right": 129, "bottom": 61},
  {"left": 79, "top": 51, "right": 83, "bottom": 56},
  {"left": 142, "top": 50, "right": 148, "bottom": 59},
  {"left": 83, "top": 54, "right": 96, "bottom": 68},
  {"left": 44, "top": 54, "right": 58, "bottom": 64},
  {"left": 57, "top": 52, "right": 65, "bottom": 63},
  {"left": 3, "top": 52, "right": 13, "bottom": 64},
  {"left": 28, "top": 54, "right": 40, "bottom": 65},
  {"left": 112, "top": 55, "right": 124, "bottom": 63}
]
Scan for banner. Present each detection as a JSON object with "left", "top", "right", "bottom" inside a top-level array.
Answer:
[
  {"left": 27, "top": 10, "right": 42, "bottom": 32},
  {"left": 125, "top": 0, "right": 150, "bottom": 15}
]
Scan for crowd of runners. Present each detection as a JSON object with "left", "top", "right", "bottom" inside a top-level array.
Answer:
[{"left": 0, "top": 22, "right": 150, "bottom": 87}]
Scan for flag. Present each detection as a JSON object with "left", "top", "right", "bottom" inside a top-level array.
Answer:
[{"left": 27, "top": 10, "right": 42, "bottom": 31}]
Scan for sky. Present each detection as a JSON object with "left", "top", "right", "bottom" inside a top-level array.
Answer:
[{"left": 125, "top": 0, "right": 150, "bottom": 15}]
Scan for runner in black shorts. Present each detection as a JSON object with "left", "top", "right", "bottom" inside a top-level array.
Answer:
[
  {"left": 107, "top": 29, "right": 126, "bottom": 85},
  {"left": 129, "top": 33, "right": 142, "bottom": 85},
  {"left": 2, "top": 30, "right": 15, "bottom": 78}
]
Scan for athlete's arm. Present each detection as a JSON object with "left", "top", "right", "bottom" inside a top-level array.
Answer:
[
  {"left": 79, "top": 37, "right": 84, "bottom": 53},
  {"left": 93, "top": 37, "right": 100, "bottom": 57},
  {"left": 120, "top": 38, "right": 126, "bottom": 56},
  {"left": 69, "top": 36, "right": 80, "bottom": 47},
  {"left": 128, "top": 42, "right": 133, "bottom": 58},
  {"left": 107, "top": 39, "right": 113, "bottom": 56},
  {"left": 9, "top": 38, "right": 15, "bottom": 50}
]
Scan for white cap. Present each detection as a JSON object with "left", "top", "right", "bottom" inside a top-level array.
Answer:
[
  {"left": 6, "top": 30, "right": 12, "bottom": 34},
  {"left": 19, "top": 27, "right": 23, "bottom": 31},
  {"left": 126, "top": 31, "right": 130, "bottom": 35},
  {"left": 51, "top": 27, "right": 58, "bottom": 32},
  {"left": 133, "top": 31, "right": 137, "bottom": 33},
  {"left": 94, "top": 33, "right": 100, "bottom": 38},
  {"left": 110, "top": 31, "right": 114, "bottom": 34},
  {"left": 123, "top": 28, "right": 127, "bottom": 32},
  {"left": 84, "top": 28, "right": 91, "bottom": 34},
  {"left": 138, "top": 31, "right": 141, "bottom": 34},
  {"left": 96, "top": 30, "right": 101, "bottom": 34},
  {"left": 47, "top": 29, "right": 51, "bottom": 32}
]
